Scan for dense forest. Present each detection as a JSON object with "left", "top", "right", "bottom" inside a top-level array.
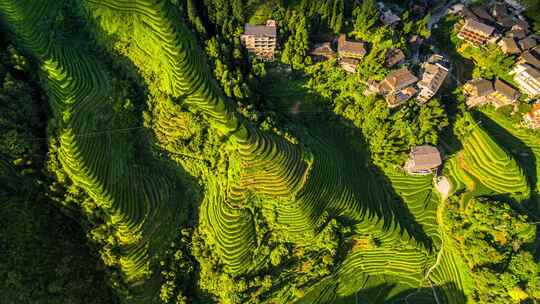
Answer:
[{"left": 1, "top": 0, "right": 540, "bottom": 303}]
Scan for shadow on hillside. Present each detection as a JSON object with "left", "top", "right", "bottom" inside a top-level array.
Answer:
[
  {"left": 334, "top": 281, "right": 466, "bottom": 304},
  {"left": 71, "top": 16, "right": 213, "bottom": 301},
  {"left": 261, "top": 72, "right": 434, "bottom": 251},
  {"left": 473, "top": 111, "right": 540, "bottom": 216}
]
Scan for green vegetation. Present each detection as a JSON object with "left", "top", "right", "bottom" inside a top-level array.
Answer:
[
  {"left": 445, "top": 196, "right": 540, "bottom": 303},
  {"left": 0, "top": 42, "right": 116, "bottom": 303},
  {"left": 451, "top": 113, "right": 529, "bottom": 202},
  {"left": 1, "top": 1, "right": 540, "bottom": 303}
]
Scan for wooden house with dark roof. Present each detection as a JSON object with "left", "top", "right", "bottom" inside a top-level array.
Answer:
[
  {"left": 380, "top": 67, "right": 419, "bottom": 107},
  {"left": 385, "top": 48, "right": 406, "bottom": 68},
  {"left": 518, "top": 51, "right": 540, "bottom": 69},
  {"left": 458, "top": 18, "right": 496, "bottom": 46},
  {"left": 308, "top": 42, "right": 336, "bottom": 62},
  {"left": 337, "top": 34, "right": 366, "bottom": 73},
  {"left": 489, "top": 79, "right": 520, "bottom": 108},
  {"left": 405, "top": 145, "right": 442, "bottom": 175},
  {"left": 337, "top": 34, "right": 366, "bottom": 59},
  {"left": 464, "top": 79, "right": 495, "bottom": 107},
  {"left": 471, "top": 6, "right": 495, "bottom": 22},
  {"left": 519, "top": 36, "right": 538, "bottom": 52},
  {"left": 499, "top": 37, "right": 521, "bottom": 55}
]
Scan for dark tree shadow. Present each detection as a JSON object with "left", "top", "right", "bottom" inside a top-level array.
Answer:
[
  {"left": 472, "top": 111, "right": 539, "bottom": 216},
  {"left": 333, "top": 281, "right": 466, "bottom": 304},
  {"left": 260, "top": 73, "right": 435, "bottom": 251}
]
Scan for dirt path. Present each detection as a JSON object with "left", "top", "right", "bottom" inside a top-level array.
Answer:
[{"left": 435, "top": 176, "right": 452, "bottom": 200}]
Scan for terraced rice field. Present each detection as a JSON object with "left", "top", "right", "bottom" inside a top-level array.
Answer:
[
  {"left": 451, "top": 114, "right": 530, "bottom": 202},
  {"left": 0, "top": 0, "right": 185, "bottom": 301},
  {"left": 2, "top": 1, "right": 527, "bottom": 303}
]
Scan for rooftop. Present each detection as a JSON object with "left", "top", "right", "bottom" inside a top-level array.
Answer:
[
  {"left": 309, "top": 42, "right": 335, "bottom": 56},
  {"left": 520, "top": 51, "right": 540, "bottom": 69},
  {"left": 499, "top": 37, "right": 520, "bottom": 54},
  {"left": 384, "top": 67, "right": 418, "bottom": 91},
  {"left": 409, "top": 145, "right": 442, "bottom": 171},
  {"left": 466, "top": 79, "right": 494, "bottom": 96},
  {"left": 494, "top": 79, "right": 520, "bottom": 100},
  {"left": 338, "top": 34, "right": 366, "bottom": 56},
  {"left": 519, "top": 36, "right": 538, "bottom": 51},
  {"left": 385, "top": 48, "right": 406, "bottom": 67},
  {"left": 244, "top": 23, "right": 277, "bottom": 37},
  {"left": 462, "top": 18, "right": 495, "bottom": 37}
]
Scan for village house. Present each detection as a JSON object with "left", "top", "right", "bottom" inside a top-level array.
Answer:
[
  {"left": 337, "top": 34, "right": 366, "bottom": 73},
  {"left": 492, "top": 3, "right": 514, "bottom": 28},
  {"left": 405, "top": 145, "right": 442, "bottom": 175},
  {"left": 417, "top": 60, "right": 449, "bottom": 103},
  {"left": 498, "top": 37, "right": 521, "bottom": 55},
  {"left": 523, "top": 102, "right": 540, "bottom": 128},
  {"left": 519, "top": 36, "right": 538, "bottom": 52},
  {"left": 518, "top": 50, "right": 540, "bottom": 69},
  {"left": 458, "top": 18, "right": 496, "bottom": 46},
  {"left": 513, "top": 18, "right": 531, "bottom": 34},
  {"left": 492, "top": 3, "right": 508, "bottom": 20},
  {"left": 512, "top": 63, "right": 540, "bottom": 97},
  {"left": 340, "top": 58, "right": 359, "bottom": 73},
  {"left": 385, "top": 48, "right": 406, "bottom": 68},
  {"left": 489, "top": 79, "right": 520, "bottom": 108},
  {"left": 308, "top": 42, "right": 336, "bottom": 62},
  {"left": 504, "top": 0, "right": 524, "bottom": 12},
  {"left": 380, "top": 67, "right": 419, "bottom": 107},
  {"left": 507, "top": 28, "right": 527, "bottom": 40},
  {"left": 463, "top": 79, "right": 495, "bottom": 107},
  {"left": 471, "top": 6, "right": 495, "bottom": 23},
  {"left": 240, "top": 20, "right": 277, "bottom": 60},
  {"left": 463, "top": 78, "right": 520, "bottom": 108}
]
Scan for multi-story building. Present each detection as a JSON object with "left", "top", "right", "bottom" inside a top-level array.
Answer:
[
  {"left": 457, "top": 18, "right": 496, "bottom": 46},
  {"left": 337, "top": 34, "right": 366, "bottom": 73},
  {"left": 489, "top": 79, "right": 520, "bottom": 108},
  {"left": 417, "top": 61, "right": 449, "bottom": 103},
  {"left": 512, "top": 64, "right": 540, "bottom": 97},
  {"left": 463, "top": 78, "right": 495, "bottom": 107},
  {"left": 241, "top": 20, "right": 277, "bottom": 60},
  {"left": 380, "top": 67, "right": 419, "bottom": 107}
]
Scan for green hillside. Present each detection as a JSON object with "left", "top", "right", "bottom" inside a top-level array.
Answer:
[{"left": 1, "top": 0, "right": 539, "bottom": 303}]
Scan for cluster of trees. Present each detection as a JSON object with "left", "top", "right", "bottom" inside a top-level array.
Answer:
[
  {"left": 180, "top": 0, "right": 266, "bottom": 110},
  {"left": 0, "top": 43, "right": 115, "bottom": 303},
  {"left": 523, "top": 0, "right": 540, "bottom": 33},
  {"left": 192, "top": 201, "right": 352, "bottom": 303},
  {"left": 459, "top": 43, "right": 516, "bottom": 84},
  {"left": 304, "top": 59, "right": 448, "bottom": 168},
  {"left": 445, "top": 196, "right": 540, "bottom": 303},
  {"left": 158, "top": 228, "right": 198, "bottom": 304}
]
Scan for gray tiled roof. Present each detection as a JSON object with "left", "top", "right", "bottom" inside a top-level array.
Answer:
[
  {"left": 244, "top": 24, "right": 277, "bottom": 37},
  {"left": 494, "top": 79, "right": 519, "bottom": 100},
  {"left": 410, "top": 145, "right": 442, "bottom": 170}
]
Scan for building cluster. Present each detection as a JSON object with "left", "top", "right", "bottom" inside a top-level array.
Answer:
[
  {"left": 454, "top": 2, "right": 540, "bottom": 102},
  {"left": 367, "top": 55, "right": 449, "bottom": 108},
  {"left": 463, "top": 78, "right": 520, "bottom": 108},
  {"left": 451, "top": 2, "right": 540, "bottom": 129},
  {"left": 239, "top": 12, "right": 446, "bottom": 175}
]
